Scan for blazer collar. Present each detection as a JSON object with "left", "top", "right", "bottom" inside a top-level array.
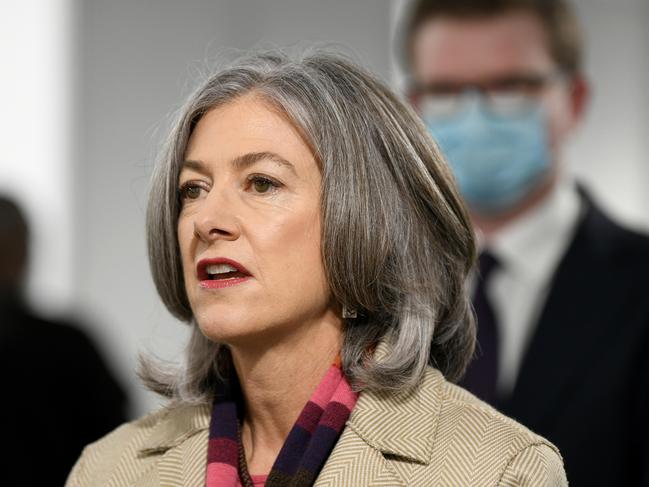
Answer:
[
  {"left": 138, "top": 403, "right": 211, "bottom": 456},
  {"left": 347, "top": 343, "right": 445, "bottom": 465},
  {"left": 137, "top": 345, "right": 445, "bottom": 466}
]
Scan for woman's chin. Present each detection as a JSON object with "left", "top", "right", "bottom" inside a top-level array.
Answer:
[
  {"left": 195, "top": 315, "right": 271, "bottom": 346},
  {"left": 197, "top": 320, "right": 248, "bottom": 342}
]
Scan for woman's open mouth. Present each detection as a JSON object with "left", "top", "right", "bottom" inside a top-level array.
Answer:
[{"left": 196, "top": 258, "right": 252, "bottom": 289}]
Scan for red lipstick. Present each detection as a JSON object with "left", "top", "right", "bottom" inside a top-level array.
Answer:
[{"left": 196, "top": 257, "right": 252, "bottom": 289}]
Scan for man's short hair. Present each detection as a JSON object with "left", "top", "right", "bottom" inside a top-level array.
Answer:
[{"left": 402, "top": 0, "right": 583, "bottom": 76}]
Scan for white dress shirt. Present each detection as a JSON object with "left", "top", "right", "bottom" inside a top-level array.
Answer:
[{"left": 477, "top": 178, "right": 583, "bottom": 397}]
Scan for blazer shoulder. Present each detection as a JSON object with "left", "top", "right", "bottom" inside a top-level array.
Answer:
[
  {"left": 66, "top": 404, "right": 211, "bottom": 487},
  {"left": 64, "top": 407, "right": 175, "bottom": 486},
  {"left": 338, "top": 368, "right": 567, "bottom": 485},
  {"left": 500, "top": 442, "right": 568, "bottom": 486},
  {"left": 440, "top": 378, "right": 558, "bottom": 446},
  {"left": 433, "top": 378, "right": 566, "bottom": 484}
]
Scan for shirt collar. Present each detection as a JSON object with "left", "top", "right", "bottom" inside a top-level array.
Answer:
[{"left": 482, "top": 178, "right": 582, "bottom": 284}]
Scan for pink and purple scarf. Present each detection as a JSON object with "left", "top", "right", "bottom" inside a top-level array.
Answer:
[{"left": 205, "top": 357, "right": 358, "bottom": 487}]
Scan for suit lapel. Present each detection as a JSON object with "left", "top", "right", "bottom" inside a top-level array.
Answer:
[
  {"left": 151, "top": 429, "right": 209, "bottom": 487},
  {"left": 314, "top": 425, "right": 404, "bottom": 486},
  {"left": 317, "top": 367, "right": 445, "bottom": 486},
  {"left": 131, "top": 466, "right": 160, "bottom": 487},
  {"left": 502, "top": 195, "right": 624, "bottom": 430},
  {"left": 132, "top": 404, "right": 211, "bottom": 487}
]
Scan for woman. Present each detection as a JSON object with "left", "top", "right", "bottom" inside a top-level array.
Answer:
[{"left": 66, "top": 50, "right": 567, "bottom": 486}]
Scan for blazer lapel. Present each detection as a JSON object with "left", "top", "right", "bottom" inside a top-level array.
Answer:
[
  {"left": 316, "top": 367, "right": 444, "bottom": 486},
  {"left": 132, "top": 404, "right": 211, "bottom": 487},
  {"left": 314, "top": 425, "right": 404, "bottom": 486}
]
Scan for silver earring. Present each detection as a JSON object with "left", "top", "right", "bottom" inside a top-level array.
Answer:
[{"left": 342, "top": 305, "right": 357, "bottom": 319}]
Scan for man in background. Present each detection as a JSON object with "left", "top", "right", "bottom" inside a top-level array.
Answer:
[
  {"left": 401, "top": 0, "right": 649, "bottom": 484},
  {"left": 0, "top": 195, "right": 129, "bottom": 486}
]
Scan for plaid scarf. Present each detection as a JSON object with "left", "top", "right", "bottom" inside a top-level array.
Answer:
[{"left": 205, "top": 357, "right": 358, "bottom": 487}]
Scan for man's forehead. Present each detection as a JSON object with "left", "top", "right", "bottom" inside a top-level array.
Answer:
[{"left": 412, "top": 11, "right": 556, "bottom": 84}]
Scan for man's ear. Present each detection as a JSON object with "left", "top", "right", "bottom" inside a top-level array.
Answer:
[{"left": 568, "top": 73, "right": 590, "bottom": 126}]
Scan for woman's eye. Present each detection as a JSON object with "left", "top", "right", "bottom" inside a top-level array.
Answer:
[
  {"left": 249, "top": 176, "right": 279, "bottom": 194},
  {"left": 178, "top": 183, "right": 204, "bottom": 201}
]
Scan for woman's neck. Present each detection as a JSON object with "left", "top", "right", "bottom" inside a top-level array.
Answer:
[{"left": 229, "top": 310, "right": 343, "bottom": 475}]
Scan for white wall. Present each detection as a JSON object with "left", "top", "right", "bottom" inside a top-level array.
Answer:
[
  {"left": 567, "top": 0, "right": 649, "bottom": 229},
  {"left": 0, "top": 1, "right": 74, "bottom": 314}
]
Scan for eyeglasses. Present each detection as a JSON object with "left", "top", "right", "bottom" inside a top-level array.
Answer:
[{"left": 413, "top": 72, "right": 565, "bottom": 119}]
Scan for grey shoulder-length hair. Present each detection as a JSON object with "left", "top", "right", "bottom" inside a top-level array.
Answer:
[{"left": 141, "top": 49, "right": 476, "bottom": 407}]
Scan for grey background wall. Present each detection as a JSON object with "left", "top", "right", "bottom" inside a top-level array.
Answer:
[
  {"left": 565, "top": 0, "right": 649, "bottom": 228},
  {"left": 22, "top": 0, "right": 643, "bottom": 418}
]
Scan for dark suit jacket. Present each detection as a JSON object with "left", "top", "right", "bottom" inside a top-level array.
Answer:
[
  {"left": 0, "top": 300, "right": 129, "bottom": 486},
  {"left": 498, "top": 189, "right": 649, "bottom": 486}
]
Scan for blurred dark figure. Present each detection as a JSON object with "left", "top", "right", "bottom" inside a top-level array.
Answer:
[
  {"left": 401, "top": 0, "right": 649, "bottom": 485},
  {"left": 0, "top": 195, "right": 129, "bottom": 486}
]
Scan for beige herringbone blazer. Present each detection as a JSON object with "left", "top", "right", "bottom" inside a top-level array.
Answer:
[{"left": 65, "top": 367, "right": 567, "bottom": 486}]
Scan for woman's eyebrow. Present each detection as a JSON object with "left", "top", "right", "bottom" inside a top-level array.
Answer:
[
  {"left": 232, "top": 151, "right": 297, "bottom": 175},
  {"left": 180, "top": 159, "right": 210, "bottom": 175},
  {"left": 181, "top": 152, "right": 297, "bottom": 176}
]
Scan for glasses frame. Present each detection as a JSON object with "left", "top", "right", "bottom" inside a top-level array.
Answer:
[{"left": 411, "top": 71, "right": 567, "bottom": 119}]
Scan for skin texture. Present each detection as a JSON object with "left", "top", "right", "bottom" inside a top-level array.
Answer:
[
  {"left": 177, "top": 94, "right": 343, "bottom": 474},
  {"left": 412, "top": 11, "right": 589, "bottom": 236}
]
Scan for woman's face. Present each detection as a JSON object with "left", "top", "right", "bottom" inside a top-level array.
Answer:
[{"left": 177, "top": 94, "right": 333, "bottom": 347}]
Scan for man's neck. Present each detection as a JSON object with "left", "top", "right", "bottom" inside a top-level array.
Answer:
[{"left": 472, "top": 174, "right": 558, "bottom": 240}]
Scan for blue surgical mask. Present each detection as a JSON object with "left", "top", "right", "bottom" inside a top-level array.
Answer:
[{"left": 425, "top": 94, "right": 551, "bottom": 214}]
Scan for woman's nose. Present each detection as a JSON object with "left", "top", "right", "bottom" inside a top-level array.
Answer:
[{"left": 192, "top": 190, "right": 240, "bottom": 243}]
